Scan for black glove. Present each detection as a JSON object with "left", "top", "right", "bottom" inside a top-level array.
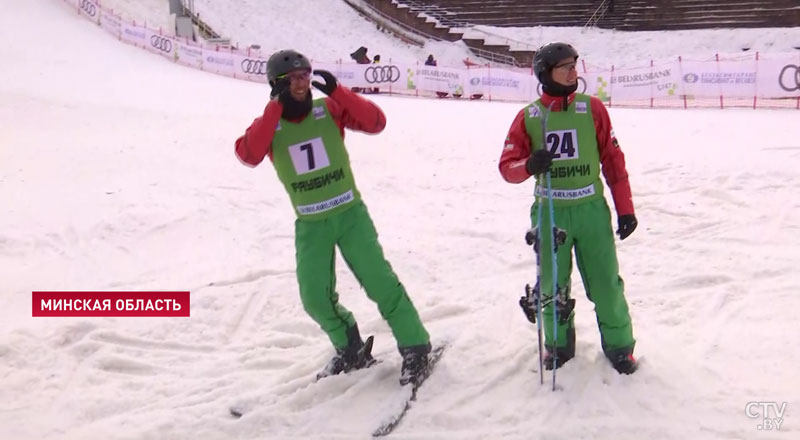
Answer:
[
  {"left": 616, "top": 214, "right": 638, "bottom": 240},
  {"left": 311, "top": 70, "right": 338, "bottom": 95},
  {"left": 270, "top": 77, "right": 291, "bottom": 100},
  {"left": 526, "top": 149, "right": 554, "bottom": 175}
]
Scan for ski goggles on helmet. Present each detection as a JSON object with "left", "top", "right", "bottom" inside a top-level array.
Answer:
[{"left": 277, "top": 69, "right": 311, "bottom": 82}]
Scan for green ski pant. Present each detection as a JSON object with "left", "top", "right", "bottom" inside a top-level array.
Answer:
[
  {"left": 531, "top": 197, "right": 635, "bottom": 356},
  {"left": 295, "top": 201, "right": 430, "bottom": 350}
]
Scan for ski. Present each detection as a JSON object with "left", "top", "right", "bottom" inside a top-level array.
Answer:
[
  {"left": 372, "top": 345, "right": 446, "bottom": 437},
  {"left": 229, "top": 336, "right": 380, "bottom": 418},
  {"left": 228, "top": 360, "right": 383, "bottom": 418}
]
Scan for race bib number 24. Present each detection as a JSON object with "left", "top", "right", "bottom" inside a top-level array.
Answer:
[{"left": 545, "top": 129, "right": 579, "bottom": 161}]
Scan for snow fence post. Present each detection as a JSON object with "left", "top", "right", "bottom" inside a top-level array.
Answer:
[
  {"left": 753, "top": 52, "right": 759, "bottom": 110},
  {"left": 650, "top": 59, "right": 654, "bottom": 108},
  {"left": 716, "top": 53, "right": 724, "bottom": 109}
]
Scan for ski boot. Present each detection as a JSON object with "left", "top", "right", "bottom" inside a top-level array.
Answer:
[
  {"left": 399, "top": 343, "right": 433, "bottom": 386},
  {"left": 543, "top": 347, "right": 574, "bottom": 370},
  {"left": 609, "top": 352, "right": 638, "bottom": 375},
  {"left": 316, "top": 325, "right": 377, "bottom": 381},
  {"left": 543, "top": 328, "right": 576, "bottom": 371}
]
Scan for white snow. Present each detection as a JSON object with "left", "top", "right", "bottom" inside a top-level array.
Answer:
[
  {"left": 1, "top": 0, "right": 799, "bottom": 439},
  {"left": 97, "top": 0, "right": 171, "bottom": 30}
]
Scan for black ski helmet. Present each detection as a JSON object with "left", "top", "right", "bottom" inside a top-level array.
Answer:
[
  {"left": 533, "top": 42, "right": 579, "bottom": 82},
  {"left": 533, "top": 42, "right": 579, "bottom": 96},
  {"left": 266, "top": 49, "right": 311, "bottom": 86}
]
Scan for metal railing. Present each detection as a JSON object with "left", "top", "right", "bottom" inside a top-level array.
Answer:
[
  {"left": 347, "top": 0, "right": 523, "bottom": 66},
  {"left": 458, "top": 26, "right": 538, "bottom": 53},
  {"left": 584, "top": 0, "right": 610, "bottom": 29},
  {"left": 180, "top": 0, "right": 222, "bottom": 40},
  {"left": 344, "top": 0, "right": 430, "bottom": 46}
]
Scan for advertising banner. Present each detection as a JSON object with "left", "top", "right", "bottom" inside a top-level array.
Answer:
[
  {"left": 76, "top": 0, "right": 99, "bottom": 23},
  {"left": 758, "top": 56, "right": 800, "bottom": 98},
  {"left": 144, "top": 31, "right": 176, "bottom": 62},
  {"left": 202, "top": 48, "right": 235, "bottom": 77},
  {"left": 313, "top": 62, "right": 356, "bottom": 87},
  {"left": 408, "top": 66, "right": 465, "bottom": 96},
  {"left": 678, "top": 60, "right": 757, "bottom": 98},
  {"left": 99, "top": 8, "right": 122, "bottom": 38},
  {"left": 466, "top": 68, "right": 537, "bottom": 101},
  {"left": 606, "top": 63, "right": 678, "bottom": 100},
  {"left": 121, "top": 22, "right": 147, "bottom": 48},
  {"left": 313, "top": 62, "right": 409, "bottom": 92},
  {"left": 232, "top": 53, "right": 269, "bottom": 83},
  {"left": 175, "top": 42, "right": 203, "bottom": 69}
]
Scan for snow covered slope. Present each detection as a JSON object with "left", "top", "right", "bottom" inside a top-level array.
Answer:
[{"left": 1, "top": 1, "right": 799, "bottom": 439}]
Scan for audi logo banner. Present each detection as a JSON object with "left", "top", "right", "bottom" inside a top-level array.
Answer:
[
  {"left": 313, "top": 62, "right": 409, "bottom": 89},
  {"left": 145, "top": 32, "right": 175, "bottom": 59},
  {"left": 364, "top": 65, "right": 401, "bottom": 84},
  {"left": 779, "top": 64, "right": 800, "bottom": 93},
  {"left": 78, "top": 0, "right": 98, "bottom": 20},
  {"left": 233, "top": 55, "right": 269, "bottom": 83},
  {"left": 754, "top": 58, "right": 800, "bottom": 98}
]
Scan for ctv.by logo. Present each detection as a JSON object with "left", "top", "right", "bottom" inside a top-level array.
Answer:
[{"left": 745, "top": 401, "right": 787, "bottom": 430}]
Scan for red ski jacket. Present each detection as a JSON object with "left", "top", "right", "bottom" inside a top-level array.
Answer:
[
  {"left": 235, "top": 86, "right": 386, "bottom": 167},
  {"left": 498, "top": 92, "right": 635, "bottom": 216}
]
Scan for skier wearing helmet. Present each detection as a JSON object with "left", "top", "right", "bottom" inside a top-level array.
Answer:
[
  {"left": 235, "top": 49, "right": 432, "bottom": 385},
  {"left": 498, "top": 42, "right": 639, "bottom": 374}
]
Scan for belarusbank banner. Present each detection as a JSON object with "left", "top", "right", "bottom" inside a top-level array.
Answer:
[{"left": 408, "top": 66, "right": 464, "bottom": 96}]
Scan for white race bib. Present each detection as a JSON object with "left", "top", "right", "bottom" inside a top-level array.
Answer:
[{"left": 288, "top": 137, "right": 330, "bottom": 175}]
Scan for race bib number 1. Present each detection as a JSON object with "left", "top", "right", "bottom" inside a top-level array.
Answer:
[{"left": 288, "top": 137, "right": 330, "bottom": 174}]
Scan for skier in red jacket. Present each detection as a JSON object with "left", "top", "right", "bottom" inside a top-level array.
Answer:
[
  {"left": 235, "top": 50, "right": 432, "bottom": 385},
  {"left": 499, "top": 42, "right": 639, "bottom": 374}
]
